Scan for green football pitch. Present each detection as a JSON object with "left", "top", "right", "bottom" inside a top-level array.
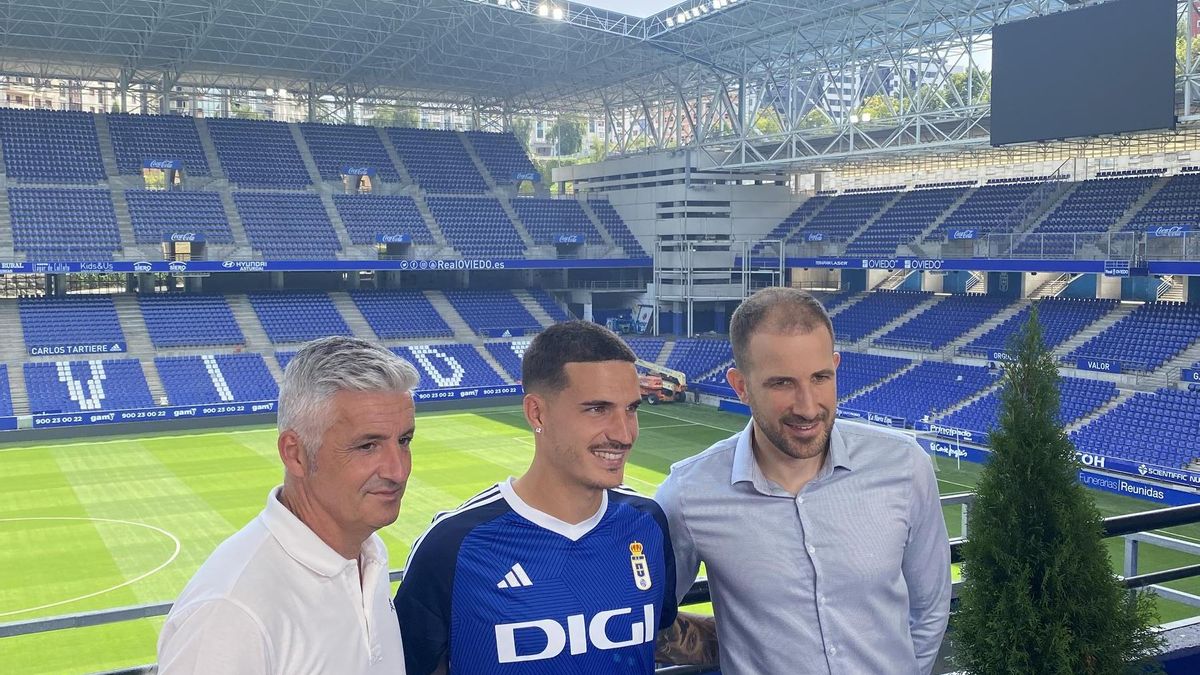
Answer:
[{"left": 3, "top": 403, "right": 1200, "bottom": 675}]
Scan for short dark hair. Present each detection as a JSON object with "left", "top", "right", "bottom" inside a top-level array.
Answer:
[
  {"left": 729, "top": 287, "right": 834, "bottom": 372},
  {"left": 522, "top": 320, "right": 637, "bottom": 394}
]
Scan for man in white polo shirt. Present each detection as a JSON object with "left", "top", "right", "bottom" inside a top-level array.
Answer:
[{"left": 158, "top": 336, "right": 420, "bottom": 674}]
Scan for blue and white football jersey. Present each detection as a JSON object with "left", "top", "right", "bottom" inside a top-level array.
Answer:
[{"left": 395, "top": 479, "right": 678, "bottom": 674}]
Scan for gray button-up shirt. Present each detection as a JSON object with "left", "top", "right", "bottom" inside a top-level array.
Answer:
[{"left": 655, "top": 419, "right": 950, "bottom": 675}]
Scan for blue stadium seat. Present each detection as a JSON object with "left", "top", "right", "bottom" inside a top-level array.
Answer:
[
  {"left": 387, "top": 128, "right": 487, "bottom": 193},
  {"left": 233, "top": 191, "right": 341, "bottom": 259},
  {"left": 845, "top": 186, "right": 968, "bottom": 256},
  {"left": 526, "top": 288, "right": 571, "bottom": 322},
  {"left": 842, "top": 361, "right": 998, "bottom": 424},
  {"left": 463, "top": 131, "right": 537, "bottom": 185},
  {"left": 155, "top": 353, "right": 278, "bottom": 405},
  {"left": 1070, "top": 388, "right": 1200, "bottom": 469},
  {"left": 587, "top": 200, "right": 646, "bottom": 257},
  {"left": 19, "top": 296, "right": 125, "bottom": 352},
  {"left": 835, "top": 351, "right": 913, "bottom": 399},
  {"left": 788, "top": 189, "right": 901, "bottom": 244},
  {"left": 348, "top": 290, "right": 453, "bottom": 340},
  {"left": 1067, "top": 301, "right": 1200, "bottom": 372},
  {"left": 0, "top": 365, "right": 14, "bottom": 416},
  {"left": 107, "top": 113, "right": 210, "bottom": 177},
  {"left": 333, "top": 194, "right": 434, "bottom": 245},
  {"left": 832, "top": 291, "right": 932, "bottom": 343},
  {"left": 206, "top": 118, "right": 311, "bottom": 188},
  {"left": 444, "top": 289, "right": 541, "bottom": 335},
  {"left": 0, "top": 108, "right": 106, "bottom": 183},
  {"left": 9, "top": 188, "right": 121, "bottom": 258},
  {"left": 248, "top": 292, "right": 352, "bottom": 343},
  {"left": 939, "top": 376, "right": 1117, "bottom": 435},
  {"left": 484, "top": 340, "right": 529, "bottom": 381},
  {"left": 962, "top": 297, "right": 1118, "bottom": 357},
  {"left": 753, "top": 195, "right": 833, "bottom": 254},
  {"left": 299, "top": 123, "right": 401, "bottom": 183},
  {"left": 426, "top": 196, "right": 525, "bottom": 258},
  {"left": 125, "top": 190, "right": 233, "bottom": 244},
  {"left": 665, "top": 339, "right": 733, "bottom": 379},
  {"left": 24, "top": 358, "right": 152, "bottom": 413},
  {"left": 624, "top": 337, "right": 666, "bottom": 363},
  {"left": 876, "top": 295, "right": 1014, "bottom": 351},
  {"left": 395, "top": 343, "right": 507, "bottom": 389},
  {"left": 138, "top": 294, "right": 244, "bottom": 348}
]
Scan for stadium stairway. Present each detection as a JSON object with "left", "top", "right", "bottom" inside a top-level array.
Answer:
[
  {"left": 840, "top": 359, "right": 918, "bottom": 399},
  {"left": 900, "top": 187, "right": 977, "bottom": 258},
  {"left": 214, "top": 183, "right": 254, "bottom": 256},
  {"left": 410, "top": 193, "right": 453, "bottom": 255},
  {"left": 577, "top": 199, "right": 620, "bottom": 250},
  {"left": 424, "top": 290, "right": 477, "bottom": 342},
  {"left": 935, "top": 380, "right": 1003, "bottom": 421},
  {"left": 92, "top": 113, "right": 121, "bottom": 178},
  {"left": 0, "top": 302, "right": 29, "bottom": 413},
  {"left": 376, "top": 127, "right": 415, "bottom": 185},
  {"left": 1029, "top": 273, "right": 1082, "bottom": 299},
  {"left": 944, "top": 300, "right": 1029, "bottom": 354},
  {"left": 826, "top": 292, "right": 870, "bottom": 318},
  {"left": 328, "top": 292, "right": 378, "bottom": 340},
  {"left": 0, "top": 187, "right": 14, "bottom": 258},
  {"left": 478, "top": 343, "right": 517, "bottom": 385},
  {"left": 1110, "top": 175, "right": 1172, "bottom": 234},
  {"left": 514, "top": 290, "right": 557, "bottom": 327},
  {"left": 108, "top": 187, "right": 139, "bottom": 257},
  {"left": 225, "top": 294, "right": 276, "bottom": 353},
  {"left": 1155, "top": 339, "right": 1200, "bottom": 384},
  {"left": 656, "top": 340, "right": 676, "bottom": 367},
  {"left": 841, "top": 190, "right": 908, "bottom": 248},
  {"left": 1052, "top": 303, "right": 1136, "bottom": 359},
  {"left": 497, "top": 198, "right": 537, "bottom": 251},
  {"left": 1065, "top": 389, "right": 1137, "bottom": 434},
  {"left": 112, "top": 294, "right": 168, "bottom": 402},
  {"left": 317, "top": 192, "right": 358, "bottom": 257},
  {"left": 1010, "top": 180, "right": 1083, "bottom": 244},
  {"left": 457, "top": 132, "right": 499, "bottom": 191},
  {"left": 193, "top": 118, "right": 228, "bottom": 181},
  {"left": 288, "top": 123, "right": 326, "bottom": 187},
  {"left": 781, "top": 196, "right": 833, "bottom": 242},
  {"left": 852, "top": 295, "right": 945, "bottom": 349}
]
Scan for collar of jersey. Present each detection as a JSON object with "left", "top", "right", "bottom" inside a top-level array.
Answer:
[
  {"left": 260, "top": 485, "right": 384, "bottom": 577},
  {"left": 499, "top": 478, "right": 608, "bottom": 541}
]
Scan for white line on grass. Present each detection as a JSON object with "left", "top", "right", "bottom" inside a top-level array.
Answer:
[
  {"left": 0, "top": 516, "right": 180, "bottom": 617},
  {"left": 637, "top": 408, "right": 744, "bottom": 434},
  {"left": 936, "top": 478, "right": 976, "bottom": 491}
]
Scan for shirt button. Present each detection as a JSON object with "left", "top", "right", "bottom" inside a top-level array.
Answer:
[
  {"left": 796, "top": 496, "right": 804, "bottom": 504},
  {"left": 819, "top": 595, "right": 827, "bottom": 604},
  {"left": 830, "top": 646, "right": 838, "bottom": 655},
  {"left": 807, "top": 545, "right": 816, "bottom": 554}
]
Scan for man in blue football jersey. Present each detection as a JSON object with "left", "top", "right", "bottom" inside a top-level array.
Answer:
[{"left": 395, "top": 321, "right": 712, "bottom": 674}]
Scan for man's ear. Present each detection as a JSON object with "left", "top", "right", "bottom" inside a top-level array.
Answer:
[
  {"left": 279, "top": 430, "right": 309, "bottom": 478},
  {"left": 523, "top": 393, "right": 548, "bottom": 433},
  {"left": 726, "top": 366, "right": 749, "bottom": 404}
]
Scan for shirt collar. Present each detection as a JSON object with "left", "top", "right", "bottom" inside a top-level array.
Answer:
[
  {"left": 730, "top": 418, "right": 856, "bottom": 491},
  {"left": 499, "top": 477, "right": 608, "bottom": 542},
  {"left": 260, "top": 485, "right": 379, "bottom": 577}
]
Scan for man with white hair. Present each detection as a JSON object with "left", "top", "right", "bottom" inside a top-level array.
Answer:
[{"left": 158, "top": 336, "right": 420, "bottom": 674}]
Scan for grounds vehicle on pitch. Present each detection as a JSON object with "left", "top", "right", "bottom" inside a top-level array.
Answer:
[{"left": 636, "top": 359, "right": 687, "bottom": 404}]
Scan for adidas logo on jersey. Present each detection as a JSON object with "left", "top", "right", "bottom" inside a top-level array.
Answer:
[{"left": 497, "top": 563, "right": 533, "bottom": 589}]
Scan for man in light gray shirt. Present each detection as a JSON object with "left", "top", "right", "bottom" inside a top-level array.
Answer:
[{"left": 655, "top": 287, "right": 951, "bottom": 674}]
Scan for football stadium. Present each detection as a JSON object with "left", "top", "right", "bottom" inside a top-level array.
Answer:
[{"left": 3, "top": 0, "right": 1200, "bottom": 672}]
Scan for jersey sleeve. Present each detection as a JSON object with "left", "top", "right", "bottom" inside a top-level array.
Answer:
[{"left": 394, "top": 525, "right": 457, "bottom": 675}]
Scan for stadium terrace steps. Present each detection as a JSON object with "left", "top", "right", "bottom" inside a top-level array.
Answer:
[
  {"left": 376, "top": 126, "right": 414, "bottom": 184},
  {"left": 317, "top": 192, "right": 358, "bottom": 256},
  {"left": 513, "top": 290, "right": 556, "bottom": 327},
  {"left": 0, "top": 302, "right": 29, "bottom": 414},
  {"left": 410, "top": 193, "right": 451, "bottom": 251},
  {"left": 214, "top": 183, "right": 253, "bottom": 254},
  {"left": 1110, "top": 175, "right": 1172, "bottom": 233},
  {"left": 943, "top": 300, "right": 1030, "bottom": 353},
  {"left": 111, "top": 294, "right": 157, "bottom": 358},
  {"left": 656, "top": 340, "right": 677, "bottom": 367},
  {"left": 1158, "top": 339, "right": 1200, "bottom": 380},
  {"left": 1065, "top": 388, "right": 1137, "bottom": 434},
  {"left": 288, "top": 123, "right": 326, "bottom": 187},
  {"left": 457, "top": 131, "right": 498, "bottom": 191},
  {"left": 1028, "top": 272, "right": 1082, "bottom": 299},
  {"left": 838, "top": 358, "right": 917, "bottom": 400},
  {"left": 843, "top": 190, "right": 907, "bottom": 248},
  {"left": 935, "top": 380, "right": 1004, "bottom": 420},
  {"left": 193, "top": 118, "right": 227, "bottom": 181},
  {"left": 327, "top": 292, "right": 378, "bottom": 340},
  {"left": 1016, "top": 180, "right": 1081, "bottom": 235},
  {"left": 577, "top": 200, "right": 619, "bottom": 249},
  {"left": 138, "top": 357, "right": 168, "bottom": 406},
  {"left": 912, "top": 186, "right": 978, "bottom": 248},
  {"left": 826, "top": 292, "right": 871, "bottom": 318},
  {"left": 225, "top": 294, "right": 276, "bottom": 351},
  {"left": 848, "top": 294, "right": 944, "bottom": 348},
  {"left": 108, "top": 188, "right": 138, "bottom": 255},
  {"left": 1052, "top": 303, "right": 1137, "bottom": 358},
  {"left": 92, "top": 113, "right": 120, "bottom": 178},
  {"left": 423, "top": 290, "right": 478, "bottom": 343},
  {"left": 496, "top": 197, "right": 537, "bottom": 249},
  {"left": 477, "top": 343, "right": 517, "bottom": 385},
  {"left": 0, "top": 187, "right": 14, "bottom": 256}
]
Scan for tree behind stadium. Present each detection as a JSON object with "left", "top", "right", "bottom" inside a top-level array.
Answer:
[{"left": 953, "top": 307, "right": 1162, "bottom": 674}]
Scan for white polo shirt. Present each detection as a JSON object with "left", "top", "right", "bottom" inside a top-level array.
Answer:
[{"left": 158, "top": 486, "right": 405, "bottom": 674}]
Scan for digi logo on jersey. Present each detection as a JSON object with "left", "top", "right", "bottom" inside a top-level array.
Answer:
[{"left": 494, "top": 604, "right": 656, "bottom": 663}]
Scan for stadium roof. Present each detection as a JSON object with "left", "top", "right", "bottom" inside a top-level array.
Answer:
[{"left": 0, "top": 0, "right": 1062, "bottom": 112}]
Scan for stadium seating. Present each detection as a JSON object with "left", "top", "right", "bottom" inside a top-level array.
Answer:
[
  {"left": 138, "top": 294, "right": 244, "bottom": 348},
  {"left": 1067, "top": 301, "right": 1200, "bottom": 372},
  {"left": 841, "top": 361, "right": 998, "bottom": 423},
  {"left": 1018, "top": 176, "right": 1155, "bottom": 255},
  {"left": 463, "top": 131, "right": 537, "bottom": 185},
  {"left": 845, "top": 186, "right": 967, "bottom": 256},
  {"left": 665, "top": 339, "right": 733, "bottom": 379},
  {"left": 484, "top": 340, "right": 529, "bottom": 381},
  {"left": 789, "top": 189, "right": 900, "bottom": 243},
  {"left": 526, "top": 288, "right": 571, "bottom": 322},
  {"left": 206, "top": 118, "right": 310, "bottom": 188},
  {"left": 1124, "top": 173, "right": 1200, "bottom": 232},
  {"left": 876, "top": 295, "right": 1013, "bottom": 350},
  {"left": 930, "top": 180, "right": 1048, "bottom": 240},
  {"left": 332, "top": 194, "right": 434, "bottom": 246},
  {"left": 395, "top": 343, "right": 507, "bottom": 389},
  {"left": 1070, "top": 388, "right": 1200, "bottom": 468},
  {"left": 387, "top": 128, "right": 488, "bottom": 193},
  {"left": 155, "top": 353, "right": 278, "bottom": 405},
  {"left": 756, "top": 195, "right": 832, "bottom": 252},
  {"left": 625, "top": 337, "right": 666, "bottom": 363},
  {"left": 444, "top": 289, "right": 541, "bottom": 335},
  {"left": 426, "top": 197, "right": 525, "bottom": 258},
  {"left": 274, "top": 350, "right": 297, "bottom": 372},
  {"left": 937, "top": 376, "right": 1118, "bottom": 434},
  {"left": 512, "top": 198, "right": 604, "bottom": 246},
  {"left": 9, "top": 188, "right": 121, "bottom": 258},
  {"left": 962, "top": 297, "right": 1118, "bottom": 356},
  {"left": 832, "top": 291, "right": 932, "bottom": 343},
  {"left": 587, "top": 200, "right": 646, "bottom": 256},
  {"left": 247, "top": 292, "right": 351, "bottom": 343},
  {"left": 0, "top": 108, "right": 106, "bottom": 183},
  {"left": 348, "top": 290, "right": 453, "bottom": 340},
  {"left": 834, "top": 351, "right": 913, "bottom": 400},
  {"left": 19, "top": 296, "right": 125, "bottom": 352},
  {"left": 813, "top": 291, "right": 856, "bottom": 314},
  {"left": 125, "top": 190, "right": 234, "bottom": 244},
  {"left": 0, "top": 365, "right": 13, "bottom": 416},
  {"left": 25, "top": 358, "right": 152, "bottom": 413},
  {"left": 107, "top": 113, "right": 210, "bottom": 176},
  {"left": 233, "top": 191, "right": 341, "bottom": 258},
  {"left": 298, "top": 123, "right": 401, "bottom": 183}
]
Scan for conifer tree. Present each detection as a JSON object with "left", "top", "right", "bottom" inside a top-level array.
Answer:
[{"left": 954, "top": 307, "right": 1162, "bottom": 674}]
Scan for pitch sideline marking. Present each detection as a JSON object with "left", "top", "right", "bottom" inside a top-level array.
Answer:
[{"left": 0, "top": 516, "right": 181, "bottom": 617}]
